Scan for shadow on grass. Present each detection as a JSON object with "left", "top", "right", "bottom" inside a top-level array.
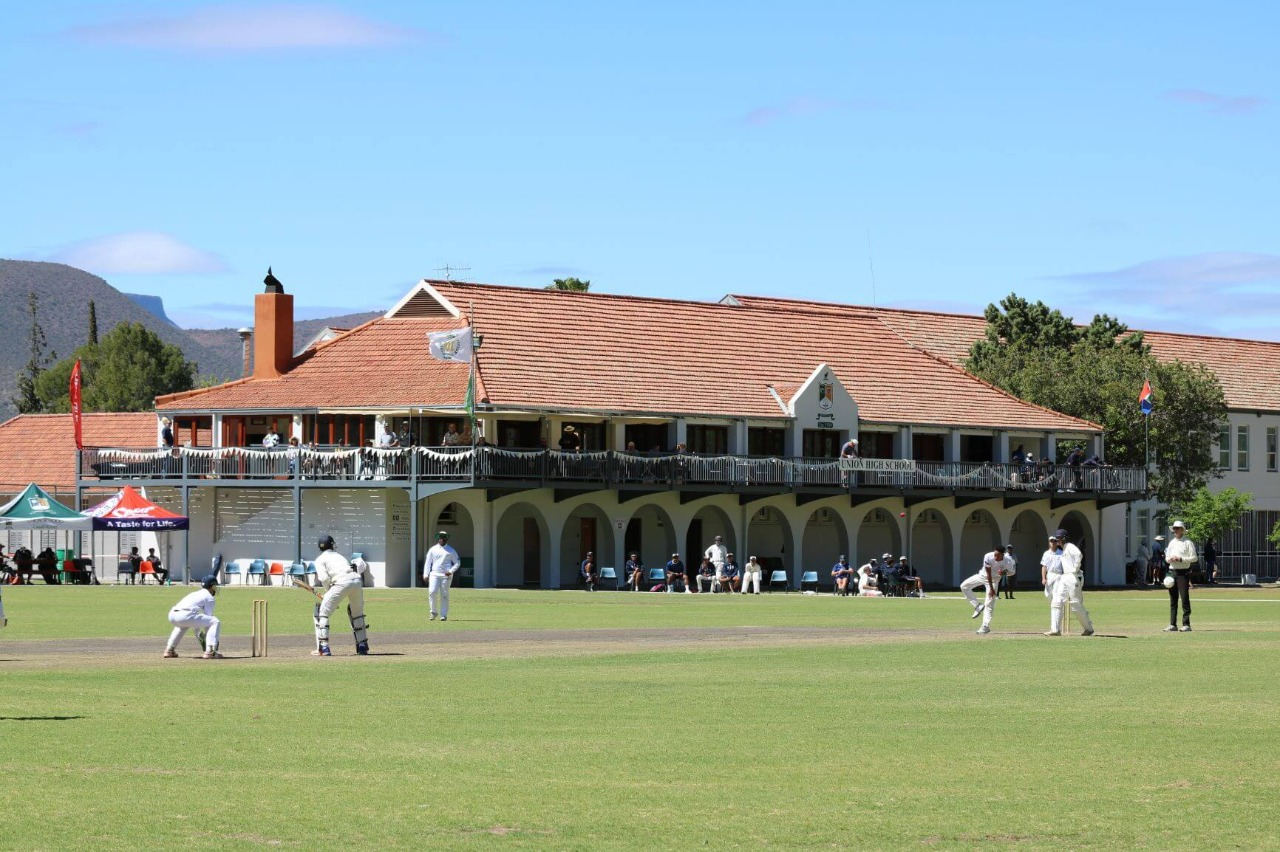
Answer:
[{"left": 0, "top": 715, "right": 86, "bottom": 721}]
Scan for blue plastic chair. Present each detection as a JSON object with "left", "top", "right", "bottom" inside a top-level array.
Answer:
[
  {"left": 800, "top": 570, "right": 820, "bottom": 592},
  {"left": 769, "top": 570, "right": 790, "bottom": 592},
  {"left": 286, "top": 561, "right": 314, "bottom": 585},
  {"left": 247, "top": 559, "right": 268, "bottom": 585},
  {"left": 599, "top": 566, "right": 620, "bottom": 590},
  {"left": 222, "top": 560, "right": 242, "bottom": 585},
  {"left": 647, "top": 566, "right": 667, "bottom": 591}
]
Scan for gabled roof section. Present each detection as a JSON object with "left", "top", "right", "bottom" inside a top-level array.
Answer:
[
  {"left": 0, "top": 413, "right": 157, "bottom": 491},
  {"left": 385, "top": 280, "right": 461, "bottom": 320}
]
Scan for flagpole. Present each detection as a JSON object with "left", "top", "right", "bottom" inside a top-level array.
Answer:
[{"left": 469, "top": 302, "right": 477, "bottom": 487}]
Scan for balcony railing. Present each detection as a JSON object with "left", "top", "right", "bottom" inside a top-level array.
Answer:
[{"left": 79, "top": 446, "right": 1147, "bottom": 496}]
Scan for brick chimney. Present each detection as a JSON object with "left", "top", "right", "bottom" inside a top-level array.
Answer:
[
  {"left": 253, "top": 267, "right": 293, "bottom": 380},
  {"left": 237, "top": 327, "right": 253, "bottom": 378}
]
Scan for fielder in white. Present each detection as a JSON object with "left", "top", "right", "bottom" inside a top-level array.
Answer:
[
  {"left": 1040, "top": 535, "right": 1062, "bottom": 603},
  {"left": 960, "top": 545, "right": 1006, "bottom": 634},
  {"left": 162, "top": 575, "right": 222, "bottom": 659},
  {"left": 312, "top": 534, "right": 369, "bottom": 656},
  {"left": 1047, "top": 529, "right": 1094, "bottom": 636},
  {"left": 422, "top": 530, "right": 460, "bottom": 621}
]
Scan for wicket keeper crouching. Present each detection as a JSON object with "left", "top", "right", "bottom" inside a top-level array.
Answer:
[
  {"left": 312, "top": 534, "right": 369, "bottom": 657},
  {"left": 163, "top": 575, "right": 222, "bottom": 659}
]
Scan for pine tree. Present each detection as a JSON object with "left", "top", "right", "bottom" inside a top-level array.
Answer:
[
  {"left": 88, "top": 299, "right": 99, "bottom": 345},
  {"left": 11, "top": 291, "right": 55, "bottom": 413}
]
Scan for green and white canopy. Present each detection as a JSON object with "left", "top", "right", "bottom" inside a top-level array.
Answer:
[{"left": 0, "top": 483, "right": 93, "bottom": 530}]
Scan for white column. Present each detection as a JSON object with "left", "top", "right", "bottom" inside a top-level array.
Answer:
[
  {"left": 787, "top": 422, "right": 803, "bottom": 458},
  {"left": 611, "top": 516, "right": 627, "bottom": 586},
  {"left": 947, "top": 431, "right": 962, "bottom": 463},
  {"left": 673, "top": 419, "right": 687, "bottom": 451},
  {"left": 291, "top": 414, "right": 303, "bottom": 442},
  {"left": 610, "top": 420, "right": 627, "bottom": 451},
  {"left": 996, "top": 431, "right": 1010, "bottom": 463},
  {"left": 728, "top": 419, "right": 748, "bottom": 456},
  {"left": 899, "top": 426, "right": 912, "bottom": 459},
  {"left": 1047, "top": 435, "right": 1059, "bottom": 464},
  {"left": 950, "top": 524, "right": 964, "bottom": 587},
  {"left": 546, "top": 520, "right": 561, "bottom": 589},
  {"left": 474, "top": 498, "right": 494, "bottom": 588},
  {"left": 212, "top": 413, "right": 223, "bottom": 447}
]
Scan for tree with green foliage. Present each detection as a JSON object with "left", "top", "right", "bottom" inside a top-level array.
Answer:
[
  {"left": 546, "top": 277, "right": 591, "bottom": 292},
  {"left": 1170, "top": 487, "right": 1253, "bottom": 545},
  {"left": 966, "top": 294, "right": 1228, "bottom": 504},
  {"left": 10, "top": 291, "right": 56, "bottom": 413},
  {"left": 34, "top": 322, "right": 196, "bottom": 413},
  {"left": 87, "top": 299, "right": 98, "bottom": 345}
]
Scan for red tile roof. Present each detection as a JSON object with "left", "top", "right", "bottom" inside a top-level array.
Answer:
[
  {"left": 730, "top": 294, "right": 1280, "bottom": 413},
  {"left": 0, "top": 413, "right": 157, "bottom": 491},
  {"left": 430, "top": 281, "right": 1097, "bottom": 432},
  {"left": 158, "top": 316, "right": 480, "bottom": 412}
]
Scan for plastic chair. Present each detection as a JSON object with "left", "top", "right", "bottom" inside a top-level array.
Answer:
[
  {"left": 139, "top": 560, "right": 158, "bottom": 585},
  {"left": 117, "top": 560, "right": 137, "bottom": 585},
  {"left": 599, "top": 566, "right": 620, "bottom": 590},
  {"left": 247, "top": 559, "right": 268, "bottom": 585},
  {"left": 268, "top": 561, "right": 286, "bottom": 586},
  {"left": 222, "top": 560, "right": 242, "bottom": 585},
  {"left": 769, "top": 570, "right": 790, "bottom": 592},
  {"left": 647, "top": 566, "right": 667, "bottom": 591},
  {"left": 800, "top": 571, "right": 820, "bottom": 593}
]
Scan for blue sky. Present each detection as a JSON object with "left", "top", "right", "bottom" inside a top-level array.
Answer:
[{"left": 4, "top": 2, "right": 1277, "bottom": 339}]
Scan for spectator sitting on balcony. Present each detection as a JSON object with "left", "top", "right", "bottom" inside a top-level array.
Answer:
[
  {"left": 720, "top": 553, "right": 741, "bottom": 593},
  {"left": 147, "top": 548, "right": 168, "bottom": 585},
  {"left": 665, "top": 552, "right": 686, "bottom": 593},
  {"left": 625, "top": 553, "right": 644, "bottom": 591},
  {"left": 857, "top": 558, "right": 880, "bottom": 595},
  {"left": 36, "top": 547, "right": 61, "bottom": 584},
  {"left": 832, "top": 555, "right": 852, "bottom": 596},
  {"left": 262, "top": 426, "right": 281, "bottom": 449},
  {"left": 579, "top": 551, "right": 598, "bottom": 591}
]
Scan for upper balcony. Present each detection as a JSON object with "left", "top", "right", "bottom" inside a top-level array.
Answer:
[{"left": 77, "top": 446, "right": 1146, "bottom": 506}]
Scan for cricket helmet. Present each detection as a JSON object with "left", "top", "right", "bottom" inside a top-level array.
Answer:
[
  {"left": 318, "top": 534, "right": 336, "bottom": 551},
  {"left": 200, "top": 574, "right": 219, "bottom": 591}
]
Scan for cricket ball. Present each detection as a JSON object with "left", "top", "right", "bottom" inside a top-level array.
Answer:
[{"left": 899, "top": 512, "right": 906, "bottom": 517}]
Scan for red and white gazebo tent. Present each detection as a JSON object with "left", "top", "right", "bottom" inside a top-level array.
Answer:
[{"left": 84, "top": 486, "right": 190, "bottom": 582}]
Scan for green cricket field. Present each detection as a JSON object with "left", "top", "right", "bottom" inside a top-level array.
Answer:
[{"left": 1, "top": 584, "right": 1277, "bottom": 849}]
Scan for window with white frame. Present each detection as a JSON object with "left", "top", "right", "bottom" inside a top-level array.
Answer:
[
  {"left": 1136, "top": 508, "right": 1150, "bottom": 551},
  {"left": 1268, "top": 427, "right": 1277, "bottom": 472},
  {"left": 1218, "top": 426, "right": 1231, "bottom": 469},
  {"left": 1237, "top": 425, "right": 1249, "bottom": 471}
]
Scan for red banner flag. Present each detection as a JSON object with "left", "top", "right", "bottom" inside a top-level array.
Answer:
[{"left": 70, "top": 358, "right": 83, "bottom": 449}]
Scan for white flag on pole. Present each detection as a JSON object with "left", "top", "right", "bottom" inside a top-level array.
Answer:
[{"left": 426, "top": 327, "right": 472, "bottom": 363}]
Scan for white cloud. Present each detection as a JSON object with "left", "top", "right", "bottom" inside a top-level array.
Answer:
[
  {"left": 1166, "top": 89, "right": 1267, "bottom": 115},
  {"left": 65, "top": 3, "right": 430, "bottom": 52},
  {"left": 49, "top": 231, "right": 229, "bottom": 275}
]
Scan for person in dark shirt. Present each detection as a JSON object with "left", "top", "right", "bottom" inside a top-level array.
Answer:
[
  {"left": 36, "top": 547, "right": 61, "bottom": 584},
  {"left": 579, "top": 551, "right": 598, "bottom": 591},
  {"left": 625, "top": 553, "right": 645, "bottom": 591},
  {"left": 664, "top": 553, "right": 686, "bottom": 593},
  {"left": 147, "top": 547, "right": 169, "bottom": 585},
  {"left": 559, "top": 425, "right": 581, "bottom": 452}
]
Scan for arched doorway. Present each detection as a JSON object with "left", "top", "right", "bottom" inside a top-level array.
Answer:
[
  {"left": 560, "top": 502, "right": 616, "bottom": 587},
  {"left": 431, "top": 501, "right": 476, "bottom": 586},
  {"left": 1009, "top": 509, "right": 1050, "bottom": 587},
  {"left": 624, "top": 503, "right": 677, "bottom": 575},
  {"left": 1058, "top": 510, "right": 1095, "bottom": 584},
  {"left": 688, "top": 504, "right": 736, "bottom": 565},
  {"left": 909, "top": 506, "right": 953, "bottom": 586},
  {"left": 856, "top": 506, "right": 902, "bottom": 566},
  {"left": 960, "top": 508, "right": 1002, "bottom": 580},
  {"left": 802, "top": 504, "right": 851, "bottom": 591},
  {"left": 747, "top": 503, "right": 792, "bottom": 579},
  {"left": 495, "top": 501, "right": 549, "bottom": 587}
]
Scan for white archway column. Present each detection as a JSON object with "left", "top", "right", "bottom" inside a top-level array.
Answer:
[{"left": 474, "top": 497, "right": 495, "bottom": 588}]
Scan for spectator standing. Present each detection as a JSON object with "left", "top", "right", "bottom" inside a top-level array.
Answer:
[
  {"left": 1202, "top": 539, "right": 1218, "bottom": 584},
  {"left": 558, "top": 425, "right": 581, "bottom": 452},
  {"left": 262, "top": 426, "right": 281, "bottom": 448},
  {"left": 1064, "top": 446, "right": 1085, "bottom": 490},
  {"left": 1133, "top": 539, "right": 1150, "bottom": 586},
  {"left": 840, "top": 437, "right": 859, "bottom": 484},
  {"left": 1150, "top": 535, "right": 1167, "bottom": 585},
  {"left": 441, "top": 422, "right": 462, "bottom": 447},
  {"left": 742, "top": 556, "right": 763, "bottom": 595},
  {"left": 704, "top": 535, "right": 728, "bottom": 578},
  {"left": 1163, "top": 521, "right": 1197, "bottom": 632}
]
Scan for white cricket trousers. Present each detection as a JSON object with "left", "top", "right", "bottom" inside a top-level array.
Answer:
[
  {"left": 960, "top": 573, "right": 997, "bottom": 629},
  {"left": 317, "top": 573, "right": 366, "bottom": 645},
  {"left": 428, "top": 573, "right": 454, "bottom": 618},
  {"left": 167, "top": 609, "right": 220, "bottom": 650},
  {"left": 1050, "top": 574, "right": 1093, "bottom": 633}
]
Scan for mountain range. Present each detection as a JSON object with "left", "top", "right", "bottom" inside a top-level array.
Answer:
[{"left": 0, "top": 260, "right": 381, "bottom": 421}]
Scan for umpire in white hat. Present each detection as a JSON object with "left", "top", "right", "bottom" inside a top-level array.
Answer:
[{"left": 1163, "top": 521, "right": 1197, "bottom": 632}]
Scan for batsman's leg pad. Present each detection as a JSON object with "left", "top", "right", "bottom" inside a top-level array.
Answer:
[
  {"left": 316, "top": 614, "right": 330, "bottom": 643},
  {"left": 348, "top": 606, "right": 369, "bottom": 645}
]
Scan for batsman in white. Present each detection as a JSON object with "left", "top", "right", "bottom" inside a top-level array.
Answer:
[
  {"left": 1048, "top": 529, "right": 1094, "bottom": 636},
  {"left": 162, "top": 575, "right": 223, "bottom": 659},
  {"left": 960, "top": 545, "right": 1006, "bottom": 634},
  {"left": 312, "top": 534, "right": 369, "bottom": 657},
  {"left": 422, "top": 530, "right": 460, "bottom": 621}
]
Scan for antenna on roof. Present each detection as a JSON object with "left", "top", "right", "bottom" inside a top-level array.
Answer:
[{"left": 434, "top": 264, "right": 471, "bottom": 281}]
